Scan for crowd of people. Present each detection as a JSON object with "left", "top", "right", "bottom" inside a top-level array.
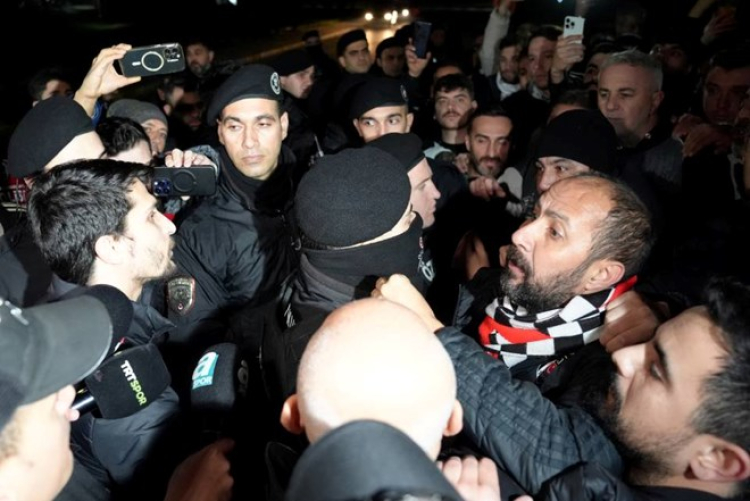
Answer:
[{"left": 1, "top": 0, "right": 750, "bottom": 500}]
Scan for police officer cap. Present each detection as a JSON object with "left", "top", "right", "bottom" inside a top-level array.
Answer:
[
  {"left": 367, "top": 133, "right": 425, "bottom": 172},
  {"left": 295, "top": 147, "right": 410, "bottom": 248},
  {"left": 337, "top": 29, "right": 367, "bottom": 57},
  {"left": 206, "top": 64, "right": 282, "bottom": 124},
  {"left": 349, "top": 77, "right": 408, "bottom": 120},
  {"left": 7, "top": 96, "right": 94, "bottom": 178},
  {"left": 271, "top": 49, "right": 315, "bottom": 77}
]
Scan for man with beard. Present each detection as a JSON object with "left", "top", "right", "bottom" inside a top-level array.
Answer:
[
  {"left": 374, "top": 272, "right": 750, "bottom": 500},
  {"left": 26, "top": 159, "right": 182, "bottom": 498},
  {"left": 454, "top": 173, "right": 652, "bottom": 385},
  {"left": 462, "top": 107, "right": 521, "bottom": 207}
]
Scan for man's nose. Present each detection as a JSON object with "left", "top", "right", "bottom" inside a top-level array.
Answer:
[{"left": 611, "top": 343, "right": 646, "bottom": 380}]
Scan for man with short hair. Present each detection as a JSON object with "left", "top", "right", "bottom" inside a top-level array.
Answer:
[
  {"left": 375, "top": 36, "right": 406, "bottom": 78},
  {"left": 502, "top": 26, "right": 562, "bottom": 154},
  {"left": 170, "top": 64, "right": 299, "bottom": 344},
  {"left": 0, "top": 295, "right": 112, "bottom": 501},
  {"left": 27, "top": 159, "right": 181, "bottom": 496},
  {"left": 597, "top": 49, "right": 683, "bottom": 231},
  {"left": 677, "top": 48, "right": 750, "bottom": 215},
  {"left": 107, "top": 98, "right": 170, "bottom": 158},
  {"left": 336, "top": 29, "right": 373, "bottom": 75},
  {"left": 27, "top": 66, "right": 74, "bottom": 106},
  {"left": 375, "top": 273, "right": 750, "bottom": 500},
  {"left": 424, "top": 73, "right": 478, "bottom": 162},
  {"left": 490, "top": 35, "right": 522, "bottom": 102},
  {"left": 455, "top": 173, "right": 653, "bottom": 384},
  {"left": 185, "top": 39, "right": 215, "bottom": 79}
]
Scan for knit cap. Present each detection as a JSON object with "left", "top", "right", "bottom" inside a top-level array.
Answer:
[{"left": 295, "top": 147, "right": 410, "bottom": 248}]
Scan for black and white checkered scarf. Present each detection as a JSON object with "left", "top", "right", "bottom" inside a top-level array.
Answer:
[{"left": 478, "top": 276, "right": 637, "bottom": 372}]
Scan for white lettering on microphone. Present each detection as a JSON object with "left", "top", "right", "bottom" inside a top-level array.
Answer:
[{"left": 120, "top": 360, "right": 148, "bottom": 406}]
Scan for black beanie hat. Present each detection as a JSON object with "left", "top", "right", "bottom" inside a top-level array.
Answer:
[
  {"left": 349, "top": 77, "right": 408, "bottom": 120},
  {"left": 206, "top": 64, "right": 282, "bottom": 124},
  {"left": 536, "top": 109, "right": 618, "bottom": 174},
  {"left": 7, "top": 96, "right": 94, "bottom": 178},
  {"left": 367, "top": 133, "right": 425, "bottom": 172},
  {"left": 337, "top": 29, "right": 368, "bottom": 57},
  {"left": 271, "top": 49, "right": 314, "bottom": 77},
  {"left": 295, "top": 147, "right": 410, "bottom": 248}
]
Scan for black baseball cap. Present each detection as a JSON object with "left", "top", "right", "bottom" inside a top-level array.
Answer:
[{"left": 0, "top": 296, "right": 113, "bottom": 431}]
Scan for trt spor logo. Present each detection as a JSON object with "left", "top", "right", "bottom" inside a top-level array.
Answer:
[{"left": 192, "top": 352, "right": 218, "bottom": 389}]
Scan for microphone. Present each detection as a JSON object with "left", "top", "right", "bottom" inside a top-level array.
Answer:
[
  {"left": 72, "top": 343, "right": 171, "bottom": 419},
  {"left": 191, "top": 342, "right": 248, "bottom": 414},
  {"left": 57, "top": 284, "right": 134, "bottom": 354}
]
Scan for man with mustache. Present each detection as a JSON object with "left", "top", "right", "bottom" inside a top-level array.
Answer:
[
  {"left": 424, "top": 73, "right": 478, "bottom": 163},
  {"left": 374, "top": 272, "right": 750, "bottom": 500}
]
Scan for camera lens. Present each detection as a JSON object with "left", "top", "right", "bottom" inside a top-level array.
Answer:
[{"left": 153, "top": 179, "right": 171, "bottom": 196}]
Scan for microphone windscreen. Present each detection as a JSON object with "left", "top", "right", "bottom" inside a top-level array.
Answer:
[
  {"left": 84, "top": 344, "right": 171, "bottom": 419},
  {"left": 60, "top": 284, "right": 134, "bottom": 354},
  {"left": 191, "top": 343, "right": 239, "bottom": 414}
]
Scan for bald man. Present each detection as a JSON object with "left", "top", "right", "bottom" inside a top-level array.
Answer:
[{"left": 281, "top": 297, "right": 463, "bottom": 459}]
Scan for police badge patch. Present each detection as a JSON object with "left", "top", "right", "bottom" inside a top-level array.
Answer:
[
  {"left": 167, "top": 276, "right": 197, "bottom": 315},
  {"left": 270, "top": 72, "right": 281, "bottom": 96}
]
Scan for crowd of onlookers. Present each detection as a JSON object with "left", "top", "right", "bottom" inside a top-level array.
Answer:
[{"left": 1, "top": 0, "right": 750, "bottom": 500}]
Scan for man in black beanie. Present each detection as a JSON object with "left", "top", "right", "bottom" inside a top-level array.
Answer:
[
  {"left": 260, "top": 145, "right": 422, "bottom": 418},
  {"left": 533, "top": 109, "right": 618, "bottom": 195},
  {"left": 168, "top": 64, "right": 300, "bottom": 346},
  {"left": 0, "top": 97, "right": 106, "bottom": 308}
]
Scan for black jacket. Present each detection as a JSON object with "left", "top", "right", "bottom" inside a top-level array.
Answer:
[
  {"left": 437, "top": 326, "right": 623, "bottom": 495},
  {"left": 61, "top": 295, "right": 181, "bottom": 501},
  {"left": 0, "top": 216, "right": 53, "bottom": 307},
  {"left": 260, "top": 253, "right": 357, "bottom": 411},
  {"left": 169, "top": 146, "right": 300, "bottom": 345},
  {"left": 538, "top": 463, "right": 726, "bottom": 501}
]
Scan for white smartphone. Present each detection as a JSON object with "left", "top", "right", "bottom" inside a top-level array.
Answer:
[{"left": 563, "top": 16, "right": 585, "bottom": 38}]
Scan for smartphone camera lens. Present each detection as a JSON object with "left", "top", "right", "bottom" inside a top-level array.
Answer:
[
  {"left": 153, "top": 179, "right": 172, "bottom": 197},
  {"left": 164, "top": 47, "right": 180, "bottom": 60}
]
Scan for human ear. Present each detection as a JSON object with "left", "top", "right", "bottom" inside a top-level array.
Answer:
[
  {"left": 443, "top": 400, "right": 464, "bottom": 438},
  {"left": 280, "top": 394, "right": 304, "bottom": 435},
  {"left": 583, "top": 259, "right": 625, "bottom": 293},
  {"left": 690, "top": 437, "right": 750, "bottom": 485}
]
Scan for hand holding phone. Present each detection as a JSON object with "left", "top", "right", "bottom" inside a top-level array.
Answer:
[
  {"left": 118, "top": 43, "right": 185, "bottom": 78},
  {"left": 412, "top": 21, "right": 432, "bottom": 59},
  {"left": 152, "top": 166, "right": 217, "bottom": 198},
  {"left": 563, "top": 16, "right": 585, "bottom": 39}
]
